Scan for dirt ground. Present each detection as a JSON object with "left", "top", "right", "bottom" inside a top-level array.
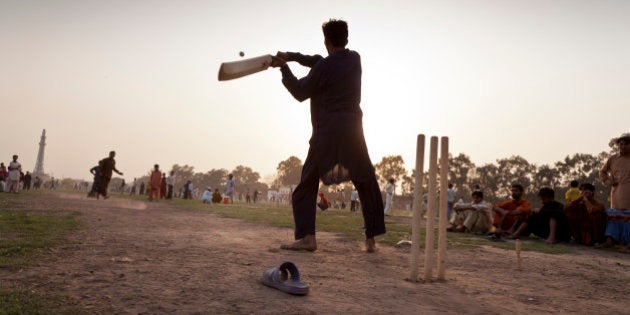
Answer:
[{"left": 1, "top": 192, "right": 629, "bottom": 314}]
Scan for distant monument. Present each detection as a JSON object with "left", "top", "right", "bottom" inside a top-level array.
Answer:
[{"left": 33, "top": 129, "right": 47, "bottom": 178}]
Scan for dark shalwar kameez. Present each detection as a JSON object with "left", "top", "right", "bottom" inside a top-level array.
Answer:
[
  {"left": 98, "top": 157, "right": 116, "bottom": 197},
  {"left": 280, "top": 50, "right": 386, "bottom": 239}
]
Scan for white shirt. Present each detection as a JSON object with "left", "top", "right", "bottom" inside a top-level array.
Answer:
[
  {"left": 455, "top": 201, "right": 490, "bottom": 212},
  {"left": 350, "top": 190, "right": 359, "bottom": 201},
  {"left": 8, "top": 161, "right": 21, "bottom": 180},
  {"left": 386, "top": 182, "right": 394, "bottom": 195},
  {"left": 447, "top": 188, "right": 456, "bottom": 202},
  {"left": 166, "top": 175, "right": 175, "bottom": 185},
  {"left": 226, "top": 178, "right": 235, "bottom": 194},
  {"left": 202, "top": 190, "right": 212, "bottom": 201}
]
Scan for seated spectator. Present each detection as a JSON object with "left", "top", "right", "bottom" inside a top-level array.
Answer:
[
  {"left": 509, "top": 187, "right": 571, "bottom": 244},
  {"left": 447, "top": 191, "right": 491, "bottom": 234},
  {"left": 490, "top": 184, "right": 532, "bottom": 238},
  {"left": 564, "top": 183, "right": 606, "bottom": 245},
  {"left": 317, "top": 192, "right": 331, "bottom": 211},
  {"left": 212, "top": 188, "right": 223, "bottom": 204},
  {"left": 201, "top": 187, "right": 212, "bottom": 203},
  {"left": 565, "top": 180, "right": 581, "bottom": 203}
]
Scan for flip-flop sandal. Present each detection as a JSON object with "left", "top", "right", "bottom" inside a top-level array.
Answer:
[{"left": 262, "top": 262, "right": 309, "bottom": 295}]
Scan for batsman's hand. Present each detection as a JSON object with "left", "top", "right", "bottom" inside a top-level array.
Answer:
[
  {"left": 270, "top": 55, "right": 286, "bottom": 68},
  {"left": 275, "top": 51, "right": 289, "bottom": 60}
]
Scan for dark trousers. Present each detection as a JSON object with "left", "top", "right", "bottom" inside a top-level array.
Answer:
[
  {"left": 350, "top": 200, "right": 358, "bottom": 212},
  {"left": 167, "top": 185, "right": 173, "bottom": 199},
  {"left": 291, "top": 151, "right": 386, "bottom": 240}
]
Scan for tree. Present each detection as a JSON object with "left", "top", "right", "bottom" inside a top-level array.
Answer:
[
  {"left": 495, "top": 155, "right": 535, "bottom": 196},
  {"left": 401, "top": 174, "right": 413, "bottom": 196},
  {"left": 374, "top": 155, "right": 407, "bottom": 191},
  {"left": 276, "top": 156, "right": 303, "bottom": 187},
  {"left": 404, "top": 168, "right": 429, "bottom": 197},
  {"left": 170, "top": 164, "right": 195, "bottom": 190},
  {"left": 448, "top": 153, "right": 475, "bottom": 199},
  {"left": 555, "top": 152, "right": 610, "bottom": 201},
  {"left": 198, "top": 168, "right": 228, "bottom": 191},
  {"left": 231, "top": 165, "right": 261, "bottom": 185},
  {"left": 555, "top": 153, "right": 605, "bottom": 185},
  {"left": 532, "top": 164, "right": 561, "bottom": 189},
  {"left": 473, "top": 163, "right": 500, "bottom": 202}
]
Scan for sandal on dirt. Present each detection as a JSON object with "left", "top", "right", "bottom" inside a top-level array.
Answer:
[{"left": 262, "top": 262, "right": 309, "bottom": 295}]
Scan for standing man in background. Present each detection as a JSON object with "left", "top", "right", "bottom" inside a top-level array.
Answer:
[
  {"left": 447, "top": 183, "right": 456, "bottom": 222},
  {"left": 7, "top": 155, "right": 22, "bottom": 193},
  {"left": 166, "top": 171, "right": 175, "bottom": 199},
  {"left": 225, "top": 174, "right": 235, "bottom": 203},
  {"left": 148, "top": 164, "right": 162, "bottom": 201},
  {"left": 384, "top": 178, "right": 395, "bottom": 216},
  {"left": 599, "top": 133, "right": 630, "bottom": 251}
]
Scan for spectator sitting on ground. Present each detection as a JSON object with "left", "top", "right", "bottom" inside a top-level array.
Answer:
[
  {"left": 565, "top": 180, "right": 581, "bottom": 203},
  {"left": 564, "top": 183, "right": 606, "bottom": 246},
  {"left": 201, "top": 187, "right": 212, "bottom": 203},
  {"left": 317, "top": 192, "right": 331, "bottom": 211},
  {"left": 509, "top": 187, "right": 571, "bottom": 244},
  {"left": 489, "top": 184, "right": 532, "bottom": 239},
  {"left": 447, "top": 191, "right": 492, "bottom": 234},
  {"left": 212, "top": 188, "right": 223, "bottom": 204}
]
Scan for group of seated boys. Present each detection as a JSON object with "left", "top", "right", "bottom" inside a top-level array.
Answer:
[{"left": 446, "top": 182, "right": 628, "bottom": 250}]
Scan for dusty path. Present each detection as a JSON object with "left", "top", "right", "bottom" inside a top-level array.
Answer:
[{"left": 1, "top": 192, "right": 629, "bottom": 314}]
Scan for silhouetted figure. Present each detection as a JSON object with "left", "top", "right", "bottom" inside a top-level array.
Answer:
[
  {"left": 272, "top": 20, "right": 385, "bottom": 252},
  {"left": 97, "top": 151, "right": 123, "bottom": 199}
]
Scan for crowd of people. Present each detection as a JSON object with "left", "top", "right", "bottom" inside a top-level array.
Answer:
[
  {"left": 84, "top": 158, "right": 259, "bottom": 205},
  {"left": 4, "top": 130, "right": 628, "bottom": 254},
  {"left": 0, "top": 154, "right": 44, "bottom": 192},
  {"left": 445, "top": 132, "right": 630, "bottom": 252}
]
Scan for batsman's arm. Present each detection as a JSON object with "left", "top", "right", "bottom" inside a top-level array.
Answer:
[
  {"left": 280, "top": 63, "right": 320, "bottom": 102},
  {"left": 277, "top": 52, "right": 323, "bottom": 68}
]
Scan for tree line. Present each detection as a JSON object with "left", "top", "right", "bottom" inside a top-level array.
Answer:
[
  {"left": 102, "top": 150, "right": 612, "bottom": 206},
  {"left": 375, "top": 152, "right": 612, "bottom": 205}
]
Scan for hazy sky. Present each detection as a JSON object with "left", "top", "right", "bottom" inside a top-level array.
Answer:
[{"left": 1, "top": 0, "right": 629, "bottom": 182}]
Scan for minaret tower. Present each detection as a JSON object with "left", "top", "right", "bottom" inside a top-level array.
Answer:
[{"left": 33, "top": 129, "right": 46, "bottom": 177}]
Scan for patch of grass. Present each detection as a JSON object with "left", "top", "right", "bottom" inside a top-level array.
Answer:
[
  {"left": 166, "top": 198, "right": 574, "bottom": 254},
  {"left": 0, "top": 203, "right": 80, "bottom": 268},
  {"left": 0, "top": 193, "right": 88, "bottom": 314},
  {"left": 0, "top": 290, "right": 85, "bottom": 315}
]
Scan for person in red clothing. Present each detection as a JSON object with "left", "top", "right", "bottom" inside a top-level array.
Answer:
[
  {"left": 148, "top": 164, "right": 162, "bottom": 201},
  {"left": 563, "top": 183, "right": 606, "bottom": 246},
  {"left": 490, "top": 184, "right": 532, "bottom": 238},
  {"left": 317, "top": 192, "right": 331, "bottom": 211}
]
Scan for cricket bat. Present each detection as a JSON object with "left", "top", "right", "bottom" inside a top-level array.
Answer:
[{"left": 218, "top": 54, "right": 273, "bottom": 81}]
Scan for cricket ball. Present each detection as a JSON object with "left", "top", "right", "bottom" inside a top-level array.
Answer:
[{"left": 239, "top": 51, "right": 244, "bottom": 57}]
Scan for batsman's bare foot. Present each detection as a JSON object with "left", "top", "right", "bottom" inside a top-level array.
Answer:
[
  {"left": 366, "top": 237, "right": 376, "bottom": 253},
  {"left": 280, "top": 235, "right": 317, "bottom": 252}
]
